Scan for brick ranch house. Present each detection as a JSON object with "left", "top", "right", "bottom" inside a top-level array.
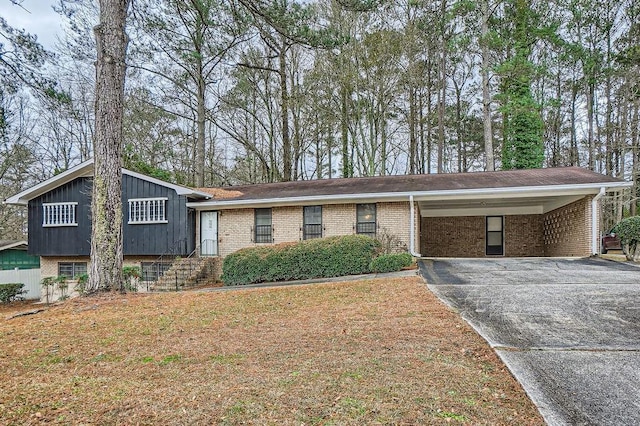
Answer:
[{"left": 4, "top": 159, "right": 630, "bottom": 291}]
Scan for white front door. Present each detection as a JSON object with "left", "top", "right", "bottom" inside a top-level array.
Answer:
[{"left": 200, "top": 211, "right": 218, "bottom": 256}]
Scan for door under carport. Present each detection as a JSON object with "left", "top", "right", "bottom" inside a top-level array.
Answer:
[{"left": 419, "top": 196, "right": 592, "bottom": 258}]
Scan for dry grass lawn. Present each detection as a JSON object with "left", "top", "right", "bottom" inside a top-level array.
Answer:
[{"left": 0, "top": 277, "right": 543, "bottom": 425}]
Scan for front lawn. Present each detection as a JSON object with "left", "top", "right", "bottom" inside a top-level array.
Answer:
[{"left": 0, "top": 277, "right": 543, "bottom": 425}]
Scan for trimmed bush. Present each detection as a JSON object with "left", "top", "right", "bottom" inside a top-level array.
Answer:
[
  {"left": 0, "top": 283, "right": 26, "bottom": 303},
  {"left": 369, "top": 253, "right": 414, "bottom": 273},
  {"left": 613, "top": 216, "right": 640, "bottom": 261},
  {"left": 222, "top": 235, "right": 381, "bottom": 285}
]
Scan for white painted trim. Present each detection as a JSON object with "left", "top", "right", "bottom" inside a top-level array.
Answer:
[
  {"left": 592, "top": 187, "right": 606, "bottom": 255},
  {"left": 541, "top": 195, "right": 585, "bottom": 213},
  {"left": 0, "top": 240, "right": 28, "bottom": 251},
  {"left": 127, "top": 197, "right": 168, "bottom": 203},
  {"left": 409, "top": 195, "right": 421, "bottom": 257},
  {"left": 122, "top": 169, "right": 210, "bottom": 198},
  {"left": 4, "top": 160, "right": 93, "bottom": 206}
]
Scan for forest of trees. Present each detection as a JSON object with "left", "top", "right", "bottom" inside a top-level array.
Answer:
[{"left": 1, "top": 0, "right": 639, "bottom": 240}]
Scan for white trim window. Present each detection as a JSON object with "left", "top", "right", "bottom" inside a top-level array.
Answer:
[
  {"left": 128, "top": 197, "right": 168, "bottom": 224},
  {"left": 43, "top": 202, "right": 78, "bottom": 227}
]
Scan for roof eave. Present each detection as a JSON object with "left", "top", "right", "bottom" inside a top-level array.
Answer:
[
  {"left": 3, "top": 159, "right": 212, "bottom": 206},
  {"left": 0, "top": 240, "right": 28, "bottom": 251},
  {"left": 4, "top": 159, "right": 94, "bottom": 206},
  {"left": 186, "top": 181, "right": 632, "bottom": 209}
]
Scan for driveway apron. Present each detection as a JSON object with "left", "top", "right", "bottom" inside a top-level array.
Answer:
[{"left": 419, "top": 257, "right": 640, "bottom": 426}]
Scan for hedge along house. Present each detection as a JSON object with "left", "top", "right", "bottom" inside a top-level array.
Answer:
[
  {"left": 4, "top": 161, "right": 630, "bottom": 290},
  {"left": 188, "top": 167, "right": 630, "bottom": 259}
]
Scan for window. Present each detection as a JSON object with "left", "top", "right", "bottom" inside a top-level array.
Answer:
[
  {"left": 356, "top": 204, "right": 377, "bottom": 238},
  {"left": 141, "top": 262, "right": 172, "bottom": 282},
  {"left": 303, "top": 206, "right": 323, "bottom": 240},
  {"left": 58, "top": 262, "right": 87, "bottom": 279},
  {"left": 128, "top": 198, "right": 168, "bottom": 224},
  {"left": 255, "top": 208, "right": 272, "bottom": 243},
  {"left": 486, "top": 216, "right": 504, "bottom": 255},
  {"left": 43, "top": 202, "right": 78, "bottom": 227}
]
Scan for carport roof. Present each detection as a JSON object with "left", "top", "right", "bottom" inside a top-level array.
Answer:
[{"left": 190, "top": 167, "right": 628, "bottom": 208}]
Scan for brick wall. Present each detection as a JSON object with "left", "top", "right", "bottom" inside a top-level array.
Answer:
[
  {"left": 217, "top": 208, "right": 254, "bottom": 257},
  {"left": 213, "top": 201, "right": 415, "bottom": 258},
  {"left": 421, "top": 216, "right": 486, "bottom": 257},
  {"left": 421, "top": 215, "right": 544, "bottom": 257},
  {"left": 505, "top": 215, "right": 544, "bottom": 257},
  {"left": 378, "top": 202, "right": 411, "bottom": 251},
  {"left": 273, "top": 206, "right": 303, "bottom": 243},
  {"left": 542, "top": 196, "right": 592, "bottom": 257},
  {"left": 420, "top": 197, "right": 594, "bottom": 258},
  {"left": 323, "top": 204, "right": 357, "bottom": 237}
]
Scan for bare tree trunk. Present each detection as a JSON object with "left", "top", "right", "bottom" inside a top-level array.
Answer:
[
  {"left": 437, "top": 18, "right": 446, "bottom": 174},
  {"left": 89, "top": 0, "right": 130, "bottom": 293},
  {"left": 196, "top": 58, "right": 206, "bottom": 187},
  {"left": 408, "top": 87, "right": 417, "bottom": 174},
  {"left": 481, "top": 0, "right": 494, "bottom": 171},
  {"left": 631, "top": 101, "right": 639, "bottom": 217},
  {"left": 587, "top": 81, "right": 596, "bottom": 170},
  {"left": 341, "top": 86, "right": 351, "bottom": 178},
  {"left": 279, "top": 42, "right": 292, "bottom": 181}
]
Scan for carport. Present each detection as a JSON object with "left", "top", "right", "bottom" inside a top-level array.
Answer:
[{"left": 411, "top": 168, "right": 631, "bottom": 258}]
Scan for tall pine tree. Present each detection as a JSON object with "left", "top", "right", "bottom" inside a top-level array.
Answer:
[{"left": 496, "top": 0, "right": 544, "bottom": 170}]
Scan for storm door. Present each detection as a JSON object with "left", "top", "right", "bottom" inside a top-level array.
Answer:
[
  {"left": 486, "top": 216, "right": 504, "bottom": 255},
  {"left": 200, "top": 211, "right": 218, "bottom": 256}
]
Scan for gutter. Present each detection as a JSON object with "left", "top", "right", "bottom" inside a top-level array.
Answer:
[
  {"left": 409, "top": 195, "right": 422, "bottom": 257},
  {"left": 591, "top": 187, "right": 606, "bottom": 255},
  {"left": 186, "top": 181, "right": 631, "bottom": 209}
]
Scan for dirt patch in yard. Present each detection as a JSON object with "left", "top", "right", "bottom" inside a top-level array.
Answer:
[{"left": 0, "top": 277, "right": 543, "bottom": 425}]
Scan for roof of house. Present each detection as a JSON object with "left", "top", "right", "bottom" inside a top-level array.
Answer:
[
  {"left": 0, "top": 240, "right": 28, "bottom": 251},
  {"left": 193, "top": 167, "right": 627, "bottom": 204},
  {"left": 4, "top": 159, "right": 212, "bottom": 206}
]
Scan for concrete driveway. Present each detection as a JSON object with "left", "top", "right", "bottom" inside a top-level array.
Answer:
[{"left": 419, "top": 257, "right": 640, "bottom": 426}]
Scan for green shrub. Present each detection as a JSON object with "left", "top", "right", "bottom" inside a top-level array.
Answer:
[
  {"left": 123, "top": 266, "right": 141, "bottom": 292},
  {"left": 369, "top": 253, "right": 414, "bottom": 273},
  {"left": 0, "top": 283, "right": 26, "bottom": 303},
  {"left": 613, "top": 216, "right": 640, "bottom": 261},
  {"left": 222, "top": 235, "right": 381, "bottom": 285}
]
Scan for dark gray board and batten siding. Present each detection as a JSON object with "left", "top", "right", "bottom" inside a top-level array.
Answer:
[{"left": 28, "top": 174, "right": 196, "bottom": 256}]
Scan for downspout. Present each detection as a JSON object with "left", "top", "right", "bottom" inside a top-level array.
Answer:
[
  {"left": 409, "top": 195, "right": 422, "bottom": 257},
  {"left": 591, "top": 187, "right": 606, "bottom": 256}
]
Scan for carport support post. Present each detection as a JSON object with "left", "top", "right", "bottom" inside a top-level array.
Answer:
[
  {"left": 409, "top": 195, "right": 422, "bottom": 257},
  {"left": 592, "top": 187, "right": 606, "bottom": 255}
]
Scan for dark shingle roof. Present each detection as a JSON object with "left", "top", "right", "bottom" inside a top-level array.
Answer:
[{"left": 198, "top": 167, "right": 623, "bottom": 201}]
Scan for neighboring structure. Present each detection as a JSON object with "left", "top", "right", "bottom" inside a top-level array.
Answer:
[
  {"left": 4, "top": 160, "right": 631, "bottom": 287},
  {"left": 0, "top": 240, "right": 40, "bottom": 270}
]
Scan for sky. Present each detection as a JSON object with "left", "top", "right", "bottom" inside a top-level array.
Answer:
[{"left": 3, "top": 0, "right": 63, "bottom": 49}]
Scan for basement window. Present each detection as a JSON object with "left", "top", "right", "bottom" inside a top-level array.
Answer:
[
  {"left": 58, "top": 262, "right": 87, "bottom": 279},
  {"left": 43, "top": 202, "right": 78, "bottom": 227},
  {"left": 128, "top": 198, "right": 168, "bottom": 224}
]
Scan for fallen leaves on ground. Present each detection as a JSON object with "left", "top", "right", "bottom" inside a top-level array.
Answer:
[{"left": 0, "top": 277, "right": 544, "bottom": 425}]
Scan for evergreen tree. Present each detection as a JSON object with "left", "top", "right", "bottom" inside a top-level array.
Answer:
[{"left": 496, "top": 0, "right": 544, "bottom": 170}]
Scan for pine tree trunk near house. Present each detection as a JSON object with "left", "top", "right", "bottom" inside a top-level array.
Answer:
[
  {"left": 481, "top": 0, "right": 494, "bottom": 171},
  {"left": 279, "top": 43, "right": 292, "bottom": 182},
  {"left": 88, "top": 0, "right": 129, "bottom": 293}
]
